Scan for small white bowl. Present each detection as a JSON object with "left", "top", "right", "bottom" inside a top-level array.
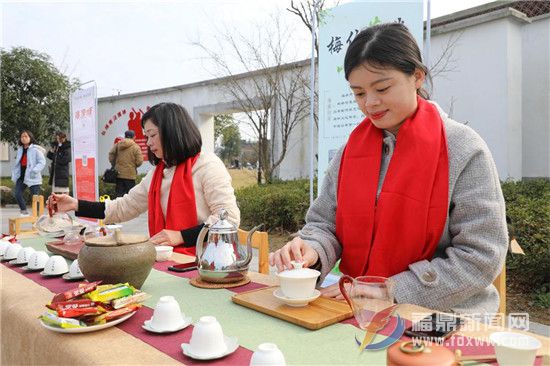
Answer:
[
  {"left": 490, "top": 331, "right": 541, "bottom": 366},
  {"left": 276, "top": 268, "right": 320, "bottom": 299},
  {"left": 155, "top": 246, "right": 173, "bottom": 262},
  {"left": 250, "top": 342, "right": 286, "bottom": 365}
]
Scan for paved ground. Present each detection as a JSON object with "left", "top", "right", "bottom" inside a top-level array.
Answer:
[{"left": 1, "top": 205, "right": 548, "bottom": 337}]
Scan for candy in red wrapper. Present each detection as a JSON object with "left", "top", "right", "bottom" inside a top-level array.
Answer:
[
  {"left": 90, "top": 304, "right": 140, "bottom": 324},
  {"left": 47, "top": 299, "right": 98, "bottom": 311},
  {"left": 51, "top": 281, "right": 101, "bottom": 303},
  {"left": 57, "top": 306, "right": 104, "bottom": 318}
]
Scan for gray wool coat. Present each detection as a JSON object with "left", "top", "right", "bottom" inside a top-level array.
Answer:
[{"left": 300, "top": 102, "right": 508, "bottom": 314}]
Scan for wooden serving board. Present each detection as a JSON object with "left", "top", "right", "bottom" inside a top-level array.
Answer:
[
  {"left": 231, "top": 286, "right": 353, "bottom": 330},
  {"left": 45, "top": 240, "right": 85, "bottom": 260}
]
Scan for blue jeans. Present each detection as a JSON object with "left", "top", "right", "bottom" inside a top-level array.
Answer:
[{"left": 13, "top": 177, "right": 41, "bottom": 211}]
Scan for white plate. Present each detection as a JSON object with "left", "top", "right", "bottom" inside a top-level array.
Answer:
[
  {"left": 40, "top": 270, "right": 68, "bottom": 277},
  {"left": 182, "top": 336, "right": 238, "bottom": 360},
  {"left": 39, "top": 311, "right": 136, "bottom": 333},
  {"left": 142, "top": 316, "right": 192, "bottom": 333},
  {"left": 273, "top": 288, "right": 321, "bottom": 307},
  {"left": 62, "top": 273, "right": 86, "bottom": 281}
]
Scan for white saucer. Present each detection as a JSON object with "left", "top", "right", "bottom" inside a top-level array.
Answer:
[
  {"left": 273, "top": 288, "right": 321, "bottom": 307},
  {"left": 40, "top": 270, "right": 68, "bottom": 277},
  {"left": 21, "top": 265, "right": 43, "bottom": 272},
  {"left": 9, "top": 259, "right": 27, "bottom": 265},
  {"left": 181, "top": 336, "right": 238, "bottom": 360},
  {"left": 62, "top": 272, "right": 86, "bottom": 281},
  {"left": 142, "top": 316, "right": 192, "bottom": 333}
]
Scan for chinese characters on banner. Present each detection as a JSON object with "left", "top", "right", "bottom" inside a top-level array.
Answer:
[
  {"left": 100, "top": 106, "right": 151, "bottom": 161},
  {"left": 317, "top": 2, "right": 423, "bottom": 186},
  {"left": 70, "top": 85, "right": 98, "bottom": 219}
]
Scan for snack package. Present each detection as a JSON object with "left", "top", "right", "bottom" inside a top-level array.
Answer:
[
  {"left": 85, "top": 283, "right": 134, "bottom": 303},
  {"left": 51, "top": 281, "right": 101, "bottom": 303},
  {"left": 57, "top": 306, "right": 105, "bottom": 318},
  {"left": 111, "top": 291, "right": 150, "bottom": 309},
  {"left": 47, "top": 299, "right": 99, "bottom": 311},
  {"left": 40, "top": 312, "right": 84, "bottom": 328},
  {"left": 88, "top": 304, "right": 141, "bottom": 325}
]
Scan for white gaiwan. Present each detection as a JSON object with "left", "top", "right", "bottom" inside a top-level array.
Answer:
[{"left": 276, "top": 261, "right": 320, "bottom": 302}]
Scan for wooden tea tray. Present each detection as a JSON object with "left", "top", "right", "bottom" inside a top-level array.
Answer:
[
  {"left": 231, "top": 286, "right": 353, "bottom": 330},
  {"left": 45, "top": 240, "right": 85, "bottom": 260}
]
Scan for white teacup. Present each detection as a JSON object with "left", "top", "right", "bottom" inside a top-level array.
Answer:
[
  {"left": 189, "top": 316, "right": 227, "bottom": 357},
  {"left": 250, "top": 343, "right": 286, "bottom": 366},
  {"left": 0, "top": 240, "right": 12, "bottom": 256},
  {"left": 490, "top": 331, "right": 541, "bottom": 366},
  {"left": 69, "top": 259, "right": 84, "bottom": 278},
  {"left": 155, "top": 246, "right": 173, "bottom": 262},
  {"left": 150, "top": 296, "right": 185, "bottom": 331},
  {"left": 13, "top": 246, "right": 35, "bottom": 264},
  {"left": 43, "top": 255, "right": 69, "bottom": 275},
  {"left": 3, "top": 243, "right": 22, "bottom": 261},
  {"left": 27, "top": 251, "right": 50, "bottom": 270},
  {"left": 277, "top": 268, "right": 320, "bottom": 299}
]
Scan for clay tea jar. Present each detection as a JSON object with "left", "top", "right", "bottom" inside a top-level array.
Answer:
[
  {"left": 78, "top": 229, "right": 155, "bottom": 288},
  {"left": 387, "top": 341, "right": 459, "bottom": 366}
]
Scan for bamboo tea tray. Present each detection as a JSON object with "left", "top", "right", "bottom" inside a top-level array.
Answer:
[{"left": 232, "top": 286, "right": 353, "bottom": 330}]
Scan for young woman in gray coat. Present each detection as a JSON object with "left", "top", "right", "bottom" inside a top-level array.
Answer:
[{"left": 269, "top": 23, "right": 508, "bottom": 315}]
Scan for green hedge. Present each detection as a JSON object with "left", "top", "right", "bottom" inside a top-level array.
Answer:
[
  {"left": 501, "top": 179, "right": 550, "bottom": 291},
  {"left": 236, "top": 179, "right": 317, "bottom": 232}
]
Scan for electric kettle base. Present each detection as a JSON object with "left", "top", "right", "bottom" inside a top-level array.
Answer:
[{"left": 199, "top": 269, "right": 249, "bottom": 284}]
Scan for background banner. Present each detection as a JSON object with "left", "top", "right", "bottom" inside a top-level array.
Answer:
[
  {"left": 317, "top": 0, "right": 424, "bottom": 186},
  {"left": 70, "top": 84, "right": 98, "bottom": 214}
]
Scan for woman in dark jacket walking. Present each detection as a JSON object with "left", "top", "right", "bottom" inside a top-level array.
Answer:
[{"left": 47, "top": 131, "right": 72, "bottom": 194}]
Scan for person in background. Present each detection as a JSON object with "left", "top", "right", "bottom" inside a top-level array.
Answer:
[
  {"left": 269, "top": 23, "right": 508, "bottom": 314},
  {"left": 49, "top": 102, "right": 239, "bottom": 255},
  {"left": 109, "top": 129, "right": 143, "bottom": 197},
  {"left": 11, "top": 130, "right": 46, "bottom": 216},
  {"left": 47, "top": 131, "right": 72, "bottom": 194}
]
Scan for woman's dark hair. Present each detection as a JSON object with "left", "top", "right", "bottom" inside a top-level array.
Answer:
[
  {"left": 344, "top": 22, "right": 431, "bottom": 99},
  {"left": 141, "top": 103, "right": 202, "bottom": 167},
  {"left": 55, "top": 131, "right": 67, "bottom": 140},
  {"left": 18, "top": 130, "right": 36, "bottom": 146}
]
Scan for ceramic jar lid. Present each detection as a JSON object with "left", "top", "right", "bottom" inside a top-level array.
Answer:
[{"left": 85, "top": 229, "right": 148, "bottom": 247}]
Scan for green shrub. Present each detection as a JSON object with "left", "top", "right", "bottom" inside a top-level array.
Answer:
[
  {"left": 236, "top": 179, "right": 317, "bottom": 232},
  {"left": 502, "top": 179, "right": 550, "bottom": 291}
]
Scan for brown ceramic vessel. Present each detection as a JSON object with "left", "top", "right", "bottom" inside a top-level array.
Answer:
[{"left": 78, "top": 230, "right": 155, "bottom": 288}]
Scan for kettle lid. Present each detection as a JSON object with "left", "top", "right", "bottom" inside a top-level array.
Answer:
[{"left": 208, "top": 209, "right": 236, "bottom": 234}]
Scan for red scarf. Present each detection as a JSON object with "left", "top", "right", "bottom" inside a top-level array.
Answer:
[
  {"left": 148, "top": 154, "right": 200, "bottom": 255},
  {"left": 336, "top": 97, "right": 448, "bottom": 278}
]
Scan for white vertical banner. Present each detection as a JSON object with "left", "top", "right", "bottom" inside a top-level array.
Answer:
[
  {"left": 317, "top": 0, "right": 423, "bottom": 186},
  {"left": 70, "top": 84, "right": 99, "bottom": 212}
]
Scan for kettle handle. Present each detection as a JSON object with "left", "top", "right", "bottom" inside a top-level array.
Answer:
[
  {"left": 195, "top": 224, "right": 210, "bottom": 262},
  {"left": 236, "top": 224, "right": 264, "bottom": 268},
  {"left": 339, "top": 274, "right": 355, "bottom": 311}
]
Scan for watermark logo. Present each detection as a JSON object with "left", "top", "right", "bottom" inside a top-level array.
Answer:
[{"left": 354, "top": 306, "right": 406, "bottom": 351}]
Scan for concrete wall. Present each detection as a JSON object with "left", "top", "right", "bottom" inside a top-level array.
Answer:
[
  {"left": 522, "top": 15, "right": 550, "bottom": 178},
  {"left": 97, "top": 61, "right": 314, "bottom": 181}
]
